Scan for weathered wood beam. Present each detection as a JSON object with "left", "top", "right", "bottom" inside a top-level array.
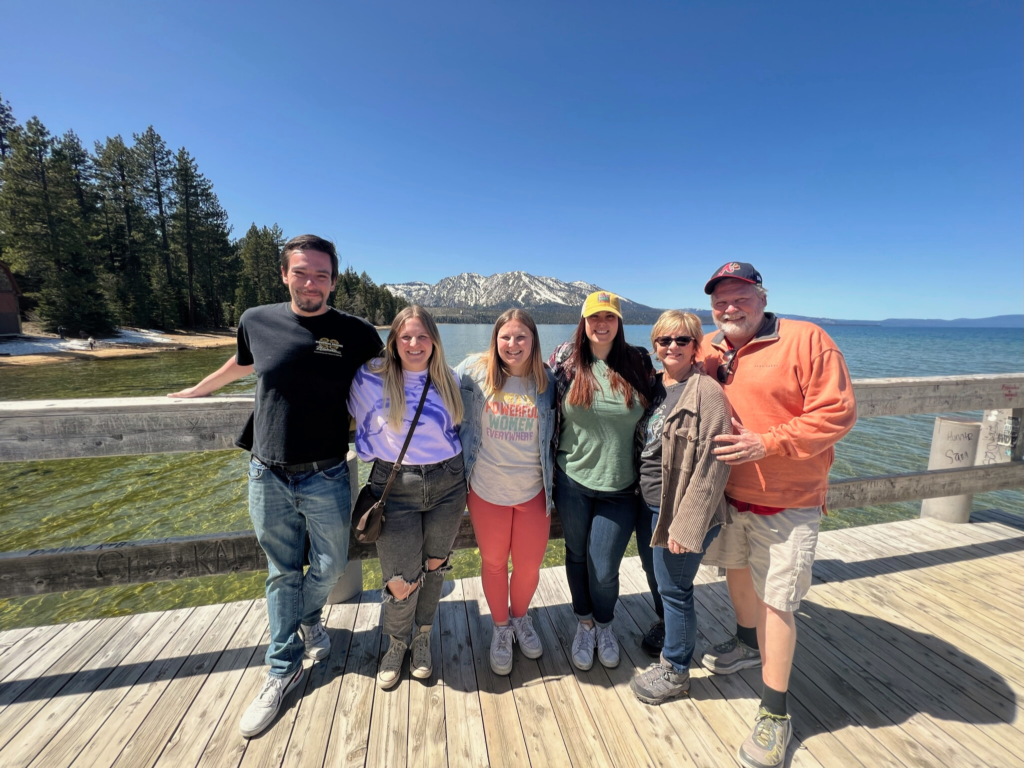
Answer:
[
  {"left": 2, "top": 373, "right": 1022, "bottom": 462},
  {"left": 852, "top": 373, "right": 1024, "bottom": 418},
  {"left": 0, "top": 513, "right": 564, "bottom": 598},
  {"left": 826, "top": 462, "right": 1024, "bottom": 510}
]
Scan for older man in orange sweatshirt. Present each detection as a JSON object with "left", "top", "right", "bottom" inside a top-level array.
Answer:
[{"left": 698, "top": 262, "right": 856, "bottom": 768}]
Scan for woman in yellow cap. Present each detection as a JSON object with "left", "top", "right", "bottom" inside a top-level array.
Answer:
[{"left": 548, "top": 290, "right": 654, "bottom": 670}]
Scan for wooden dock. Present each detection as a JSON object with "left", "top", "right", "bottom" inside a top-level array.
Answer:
[{"left": 0, "top": 510, "right": 1020, "bottom": 768}]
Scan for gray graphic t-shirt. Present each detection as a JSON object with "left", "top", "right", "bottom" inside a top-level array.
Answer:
[
  {"left": 470, "top": 375, "right": 543, "bottom": 506},
  {"left": 638, "top": 375, "right": 687, "bottom": 508}
]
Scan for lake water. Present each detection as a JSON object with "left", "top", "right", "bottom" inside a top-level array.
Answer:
[{"left": 1, "top": 324, "right": 1021, "bottom": 628}]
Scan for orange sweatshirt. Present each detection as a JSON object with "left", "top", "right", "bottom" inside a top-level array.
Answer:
[{"left": 700, "top": 314, "right": 857, "bottom": 509}]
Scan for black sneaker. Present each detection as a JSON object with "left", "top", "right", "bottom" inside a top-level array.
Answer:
[{"left": 640, "top": 620, "right": 665, "bottom": 657}]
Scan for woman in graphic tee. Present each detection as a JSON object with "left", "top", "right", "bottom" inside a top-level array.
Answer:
[
  {"left": 629, "top": 310, "right": 732, "bottom": 704},
  {"left": 348, "top": 306, "right": 466, "bottom": 690},
  {"left": 548, "top": 291, "right": 654, "bottom": 671},
  {"left": 455, "top": 309, "right": 557, "bottom": 675}
]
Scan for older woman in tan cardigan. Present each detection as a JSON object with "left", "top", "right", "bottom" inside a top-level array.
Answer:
[{"left": 630, "top": 310, "right": 733, "bottom": 705}]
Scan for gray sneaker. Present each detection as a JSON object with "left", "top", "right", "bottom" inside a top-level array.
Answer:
[
  {"left": 378, "top": 635, "right": 407, "bottom": 690},
  {"left": 299, "top": 620, "right": 330, "bottom": 661},
  {"left": 630, "top": 657, "right": 690, "bottom": 705},
  {"left": 410, "top": 625, "right": 433, "bottom": 679},
  {"left": 701, "top": 635, "right": 761, "bottom": 674},
  {"left": 490, "top": 624, "right": 515, "bottom": 675},
  {"left": 510, "top": 614, "right": 543, "bottom": 659},
  {"left": 595, "top": 625, "right": 619, "bottom": 668},
  {"left": 239, "top": 667, "right": 304, "bottom": 737},
  {"left": 738, "top": 707, "right": 792, "bottom": 768},
  {"left": 571, "top": 622, "right": 596, "bottom": 671}
]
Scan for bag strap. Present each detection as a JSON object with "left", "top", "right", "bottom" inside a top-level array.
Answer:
[{"left": 375, "top": 374, "right": 432, "bottom": 504}]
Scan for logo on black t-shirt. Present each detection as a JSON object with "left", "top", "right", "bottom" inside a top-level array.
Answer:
[{"left": 315, "top": 337, "right": 344, "bottom": 357}]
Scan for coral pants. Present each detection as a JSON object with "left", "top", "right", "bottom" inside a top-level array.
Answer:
[{"left": 467, "top": 488, "right": 550, "bottom": 624}]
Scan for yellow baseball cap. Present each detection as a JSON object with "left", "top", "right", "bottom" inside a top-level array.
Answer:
[{"left": 581, "top": 290, "right": 623, "bottom": 319}]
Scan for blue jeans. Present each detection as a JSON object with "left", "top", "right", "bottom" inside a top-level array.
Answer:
[
  {"left": 554, "top": 467, "right": 637, "bottom": 626},
  {"left": 635, "top": 499, "right": 664, "bottom": 620},
  {"left": 650, "top": 508, "right": 721, "bottom": 672},
  {"left": 248, "top": 456, "right": 352, "bottom": 678}
]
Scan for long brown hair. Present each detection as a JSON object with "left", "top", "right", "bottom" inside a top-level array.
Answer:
[
  {"left": 565, "top": 317, "right": 651, "bottom": 409},
  {"left": 370, "top": 305, "right": 464, "bottom": 429},
  {"left": 473, "top": 309, "right": 548, "bottom": 396}
]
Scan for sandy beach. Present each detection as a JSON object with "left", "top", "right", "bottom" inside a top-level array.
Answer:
[{"left": 0, "top": 326, "right": 237, "bottom": 366}]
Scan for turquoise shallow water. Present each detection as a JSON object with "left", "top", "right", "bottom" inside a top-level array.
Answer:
[{"left": 1, "top": 324, "right": 1021, "bottom": 628}]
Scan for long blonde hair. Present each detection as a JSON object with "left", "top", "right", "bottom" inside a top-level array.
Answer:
[
  {"left": 473, "top": 309, "right": 548, "bottom": 396},
  {"left": 370, "top": 305, "right": 464, "bottom": 429}
]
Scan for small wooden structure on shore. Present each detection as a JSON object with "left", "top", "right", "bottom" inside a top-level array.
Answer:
[{"left": 0, "top": 372, "right": 1021, "bottom": 766}]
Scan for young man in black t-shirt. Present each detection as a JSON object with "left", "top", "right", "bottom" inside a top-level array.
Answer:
[{"left": 170, "top": 234, "right": 382, "bottom": 737}]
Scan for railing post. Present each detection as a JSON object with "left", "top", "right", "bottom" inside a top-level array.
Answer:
[
  {"left": 327, "top": 450, "right": 363, "bottom": 604},
  {"left": 976, "top": 408, "right": 1024, "bottom": 465},
  {"left": 920, "top": 417, "right": 981, "bottom": 523}
]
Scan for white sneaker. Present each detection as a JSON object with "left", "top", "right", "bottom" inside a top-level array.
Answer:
[
  {"left": 596, "top": 625, "right": 619, "bottom": 668},
  {"left": 300, "top": 620, "right": 330, "bottom": 661},
  {"left": 378, "top": 636, "right": 407, "bottom": 690},
  {"left": 239, "top": 667, "right": 304, "bottom": 737},
  {"left": 510, "top": 614, "right": 543, "bottom": 659},
  {"left": 410, "top": 626, "right": 433, "bottom": 679},
  {"left": 571, "top": 622, "right": 596, "bottom": 671},
  {"left": 490, "top": 624, "right": 515, "bottom": 675}
]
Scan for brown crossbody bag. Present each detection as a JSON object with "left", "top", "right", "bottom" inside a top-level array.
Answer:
[{"left": 350, "top": 375, "right": 431, "bottom": 544}]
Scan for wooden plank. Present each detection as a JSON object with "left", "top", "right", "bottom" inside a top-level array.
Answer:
[
  {"left": 322, "top": 591, "right": 381, "bottom": 768},
  {"left": 26, "top": 608, "right": 193, "bottom": 768},
  {"left": 70, "top": 603, "right": 225, "bottom": 768},
  {"left": 437, "top": 580, "right": 489, "bottom": 768},
  {"left": 193, "top": 624, "right": 271, "bottom": 768},
  {"left": 365, "top": 630, "right": 410, "bottom": 768},
  {"left": 281, "top": 599, "right": 361, "bottom": 768},
  {"left": 617, "top": 559, "right": 823, "bottom": 768},
  {"left": 459, "top": 576, "right": 531, "bottom": 768},
  {"left": 461, "top": 576, "right": 571, "bottom": 768},
  {"left": 852, "top": 372, "right": 1024, "bottom": 417},
  {"left": 110, "top": 601, "right": 252, "bottom": 768},
  {"left": 0, "top": 614, "right": 158, "bottom": 768},
  {"left": 0, "top": 627, "right": 35, "bottom": 658},
  {"left": 407, "top": 618, "right": 447, "bottom": 768},
  {"left": 514, "top": 573, "right": 613, "bottom": 768},
  {"left": 825, "top": 462, "right": 1024, "bottom": 510},
  {"left": 0, "top": 396, "right": 252, "bottom": 462},
  {"left": 153, "top": 600, "right": 268, "bottom": 768},
  {"left": 796, "top": 592, "right": 1024, "bottom": 762},
  {"left": 0, "top": 623, "right": 69, "bottom": 683},
  {"left": 532, "top": 570, "right": 654, "bottom": 768},
  {"left": 0, "top": 620, "right": 103, "bottom": 718}
]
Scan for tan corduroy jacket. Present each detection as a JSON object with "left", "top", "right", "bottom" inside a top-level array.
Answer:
[{"left": 649, "top": 372, "right": 733, "bottom": 553}]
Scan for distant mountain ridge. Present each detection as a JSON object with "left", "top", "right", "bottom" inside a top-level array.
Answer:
[
  {"left": 383, "top": 271, "right": 668, "bottom": 323},
  {"left": 383, "top": 272, "right": 1022, "bottom": 327}
]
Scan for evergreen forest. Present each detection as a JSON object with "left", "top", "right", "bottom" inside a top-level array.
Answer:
[{"left": 0, "top": 94, "right": 406, "bottom": 334}]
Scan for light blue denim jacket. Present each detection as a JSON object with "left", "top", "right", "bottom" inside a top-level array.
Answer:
[{"left": 454, "top": 354, "right": 558, "bottom": 514}]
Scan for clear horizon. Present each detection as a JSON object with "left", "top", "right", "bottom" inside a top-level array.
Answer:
[{"left": 5, "top": 0, "right": 1021, "bottom": 320}]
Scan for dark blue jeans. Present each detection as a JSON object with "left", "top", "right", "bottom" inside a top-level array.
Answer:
[
  {"left": 248, "top": 457, "right": 352, "bottom": 678},
  {"left": 635, "top": 499, "right": 665, "bottom": 620},
  {"left": 554, "top": 467, "right": 637, "bottom": 626},
  {"left": 650, "top": 507, "right": 721, "bottom": 672}
]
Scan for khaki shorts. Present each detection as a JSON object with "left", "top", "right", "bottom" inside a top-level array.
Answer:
[{"left": 702, "top": 505, "right": 821, "bottom": 612}]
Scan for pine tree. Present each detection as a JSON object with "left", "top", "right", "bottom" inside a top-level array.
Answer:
[
  {"left": 234, "top": 223, "right": 287, "bottom": 320},
  {"left": 133, "top": 127, "right": 176, "bottom": 289},
  {"left": 0, "top": 119, "right": 112, "bottom": 333}
]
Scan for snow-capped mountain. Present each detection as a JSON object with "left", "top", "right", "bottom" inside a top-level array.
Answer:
[{"left": 383, "top": 271, "right": 651, "bottom": 312}]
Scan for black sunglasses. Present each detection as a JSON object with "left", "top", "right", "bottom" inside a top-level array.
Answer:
[
  {"left": 654, "top": 335, "right": 694, "bottom": 348},
  {"left": 716, "top": 348, "right": 738, "bottom": 383}
]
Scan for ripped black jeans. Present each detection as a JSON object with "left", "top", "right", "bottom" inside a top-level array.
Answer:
[{"left": 371, "top": 454, "right": 468, "bottom": 639}]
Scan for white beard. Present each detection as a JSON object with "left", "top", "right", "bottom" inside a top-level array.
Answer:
[{"left": 714, "top": 311, "right": 764, "bottom": 339}]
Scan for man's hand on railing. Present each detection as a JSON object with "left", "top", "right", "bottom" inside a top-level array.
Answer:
[{"left": 167, "top": 356, "right": 254, "bottom": 398}]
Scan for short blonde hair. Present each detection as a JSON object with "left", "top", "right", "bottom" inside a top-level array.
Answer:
[{"left": 650, "top": 310, "right": 704, "bottom": 350}]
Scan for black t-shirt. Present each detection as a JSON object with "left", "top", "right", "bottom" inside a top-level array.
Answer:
[
  {"left": 235, "top": 303, "right": 384, "bottom": 465},
  {"left": 638, "top": 373, "right": 687, "bottom": 509}
]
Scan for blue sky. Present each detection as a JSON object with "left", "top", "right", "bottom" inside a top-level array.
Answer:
[{"left": 4, "top": 0, "right": 1021, "bottom": 320}]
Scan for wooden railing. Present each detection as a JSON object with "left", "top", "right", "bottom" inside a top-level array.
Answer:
[{"left": 1, "top": 373, "right": 1021, "bottom": 598}]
